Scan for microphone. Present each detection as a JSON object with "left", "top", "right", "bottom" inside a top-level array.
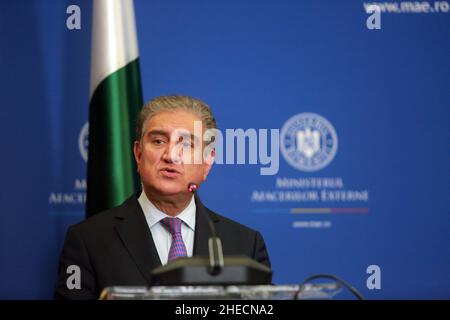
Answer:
[{"left": 188, "top": 183, "right": 224, "bottom": 276}]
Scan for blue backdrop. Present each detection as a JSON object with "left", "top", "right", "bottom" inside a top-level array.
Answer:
[{"left": 0, "top": 0, "right": 449, "bottom": 299}]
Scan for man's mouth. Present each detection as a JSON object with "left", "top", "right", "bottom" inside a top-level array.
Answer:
[{"left": 160, "top": 167, "right": 181, "bottom": 178}]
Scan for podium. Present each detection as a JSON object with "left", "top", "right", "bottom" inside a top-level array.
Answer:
[{"left": 99, "top": 284, "right": 341, "bottom": 300}]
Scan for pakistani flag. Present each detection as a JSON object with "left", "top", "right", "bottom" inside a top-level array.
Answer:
[{"left": 86, "top": 0, "right": 143, "bottom": 217}]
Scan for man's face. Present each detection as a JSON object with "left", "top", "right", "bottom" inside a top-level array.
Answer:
[{"left": 134, "top": 109, "right": 214, "bottom": 196}]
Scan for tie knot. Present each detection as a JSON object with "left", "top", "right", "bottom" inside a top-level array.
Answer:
[{"left": 161, "top": 217, "right": 183, "bottom": 235}]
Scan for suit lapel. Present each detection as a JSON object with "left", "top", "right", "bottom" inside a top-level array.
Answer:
[
  {"left": 113, "top": 193, "right": 218, "bottom": 283},
  {"left": 114, "top": 193, "right": 162, "bottom": 285},
  {"left": 193, "top": 195, "right": 219, "bottom": 256}
]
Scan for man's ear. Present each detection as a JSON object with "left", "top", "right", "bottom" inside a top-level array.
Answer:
[
  {"left": 202, "top": 148, "right": 215, "bottom": 181},
  {"left": 133, "top": 141, "right": 142, "bottom": 169}
]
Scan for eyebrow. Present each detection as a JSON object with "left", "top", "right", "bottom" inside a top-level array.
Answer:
[
  {"left": 146, "top": 129, "right": 170, "bottom": 138},
  {"left": 146, "top": 129, "right": 200, "bottom": 143}
]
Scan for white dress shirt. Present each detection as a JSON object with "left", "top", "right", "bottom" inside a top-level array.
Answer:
[{"left": 138, "top": 191, "right": 196, "bottom": 265}]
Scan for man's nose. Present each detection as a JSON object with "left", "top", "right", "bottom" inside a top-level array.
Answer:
[{"left": 162, "top": 141, "right": 182, "bottom": 164}]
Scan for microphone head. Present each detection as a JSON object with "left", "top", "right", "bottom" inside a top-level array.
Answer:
[{"left": 187, "top": 183, "right": 198, "bottom": 193}]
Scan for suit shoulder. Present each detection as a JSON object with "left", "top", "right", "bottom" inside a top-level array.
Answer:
[{"left": 69, "top": 199, "right": 131, "bottom": 235}]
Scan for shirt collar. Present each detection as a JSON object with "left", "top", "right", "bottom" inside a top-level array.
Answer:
[{"left": 138, "top": 191, "right": 196, "bottom": 231}]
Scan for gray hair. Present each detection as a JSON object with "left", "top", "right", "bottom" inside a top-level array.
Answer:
[{"left": 136, "top": 95, "right": 217, "bottom": 141}]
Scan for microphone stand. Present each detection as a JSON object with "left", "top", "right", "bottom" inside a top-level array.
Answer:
[{"left": 188, "top": 183, "right": 224, "bottom": 276}]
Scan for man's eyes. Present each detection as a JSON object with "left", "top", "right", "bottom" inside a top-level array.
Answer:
[
  {"left": 152, "top": 138, "right": 166, "bottom": 145},
  {"left": 182, "top": 141, "right": 194, "bottom": 148},
  {"left": 150, "top": 138, "right": 194, "bottom": 148},
  {"left": 180, "top": 138, "right": 193, "bottom": 147},
  {"left": 176, "top": 135, "right": 194, "bottom": 148}
]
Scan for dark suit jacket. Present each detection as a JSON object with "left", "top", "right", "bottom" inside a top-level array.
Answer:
[{"left": 54, "top": 192, "right": 271, "bottom": 299}]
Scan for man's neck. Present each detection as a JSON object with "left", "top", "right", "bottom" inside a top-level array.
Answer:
[{"left": 143, "top": 189, "right": 193, "bottom": 216}]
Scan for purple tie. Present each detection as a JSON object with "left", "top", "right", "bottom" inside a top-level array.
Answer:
[{"left": 160, "top": 217, "right": 188, "bottom": 261}]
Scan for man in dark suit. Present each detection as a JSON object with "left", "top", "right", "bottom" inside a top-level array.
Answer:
[{"left": 54, "top": 95, "right": 271, "bottom": 299}]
